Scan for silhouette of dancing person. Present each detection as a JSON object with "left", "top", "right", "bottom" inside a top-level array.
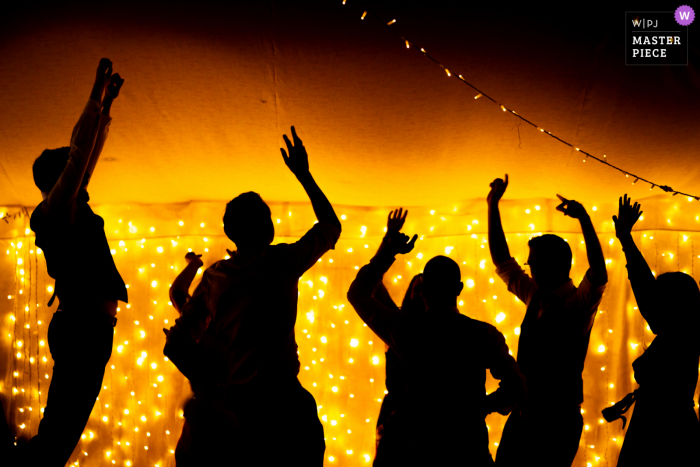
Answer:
[
  {"left": 602, "top": 195, "right": 700, "bottom": 466},
  {"left": 488, "top": 175, "right": 608, "bottom": 467},
  {"left": 348, "top": 223, "right": 526, "bottom": 466},
  {"left": 163, "top": 126, "right": 341, "bottom": 466},
  {"left": 2, "top": 59, "right": 125, "bottom": 467},
  {"left": 370, "top": 209, "right": 425, "bottom": 466}
]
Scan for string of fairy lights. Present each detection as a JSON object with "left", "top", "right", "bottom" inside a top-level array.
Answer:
[
  {"left": 1, "top": 201, "right": 699, "bottom": 466},
  {"left": 338, "top": 1, "right": 700, "bottom": 201}
]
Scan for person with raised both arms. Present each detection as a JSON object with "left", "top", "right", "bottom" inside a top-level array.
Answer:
[
  {"left": 0, "top": 58, "right": 125, "bottom": 467},
  {"left": 347, "top": 217, "right": 526, "bottom": 466},
  {"left": 488, "top": 174, "right": 608, "bottom": 467}
]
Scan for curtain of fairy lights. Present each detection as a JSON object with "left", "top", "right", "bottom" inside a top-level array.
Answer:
[{"left": 1, "top": 198, "right": 699, "bottom": 467}]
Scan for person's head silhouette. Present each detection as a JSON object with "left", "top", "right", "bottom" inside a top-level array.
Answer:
[
  {"left": 421, "top": 256, "right": 464, "bottom": 310},
  {"left": 526, "top": 234, "right": 572, "bottom": 291},
  {"left": 223, "top": 192, "right": 274, "bottom": 252},
  {"left": 654, "top": 272, "right": 700, "bottom": 334},
  {"left": 33, "top": 147, "right": 71, "bottom": 195}
]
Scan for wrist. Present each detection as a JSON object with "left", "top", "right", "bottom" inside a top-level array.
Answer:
[
  {"left": 102, "top": 98, "right": 113, "bottom": 115},
  {"left": 374, "top": 246, "right": 396, "bottom": 261},
  {"left": 90, "top": 84, "right": 104, "bottom": 103},
  {"left": 295, "top": 170, "right": 313, "bottom": 182},
  {"left": 617, "top": 233, "right": 634, "bottom": 244}
]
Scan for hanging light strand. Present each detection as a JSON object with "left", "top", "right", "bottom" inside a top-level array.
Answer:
[{"left": 342, "top": 1, "right": 700, "bottom": 200}]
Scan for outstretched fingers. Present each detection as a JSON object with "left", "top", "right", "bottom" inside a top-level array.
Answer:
[
  {"left": 555, "top": 201, "right": 567, "bottom": 215},
  {"left": 291, "top": 126, "right": 303, "bottom": 146},
  {"left": 282, "top": 134, "right": 294, "bottom": 153}
]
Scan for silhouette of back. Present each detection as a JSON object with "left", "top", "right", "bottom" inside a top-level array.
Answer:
[{"left": 350, "top": 246, "right": 525, "bottom": 466}]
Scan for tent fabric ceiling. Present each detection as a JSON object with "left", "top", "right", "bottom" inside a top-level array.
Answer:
[{"left": 1, "top": 1, "right": 699, "bottom": 208}]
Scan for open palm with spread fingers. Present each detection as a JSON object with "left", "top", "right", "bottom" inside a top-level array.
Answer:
[
  {"left": 613, "top": 194, "right": 643, "bottom": 240},
  {"left": 387, "top": 208, "right": 408, "bottom": 234}
]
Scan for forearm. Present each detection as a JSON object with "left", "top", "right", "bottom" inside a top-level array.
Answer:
[
  {"left": 349, "top": 253, "right": 393, "bottom": 301},
  {"left": 348, "top": 253, "right": 396, "bottom": 324},
  {"left": 488, "top": 203, "right": 511, "bottom": 266},
  {"left": 89, "top": 80, "right": 105, "bottom": 103},
  {"left": 579, "top": 215, "right": 607, "bottom": 280},
  {"left": 101, "top": 96, "right": 113, "bottom": 116},
  {"left": 619, "top": 234, "right": 652, "bottom": 277},
  {"left": 170, "top": 262, "right": 201, "bottom": 312},
  {"left": 619, "top": 234, "right": 659, "bottom": 325},
  {"left": 47, "top": 100, "right": 102, "bottom": 211},
  {"left": 348, "top": 290, "right": 399, "bottom": 346},
  {"left": 82, "top": 111, "right": 112, "bottom": 188},
  {"left": 486, "top": 375, "right": 526, "bottom": 414},
  {"left": 296, "top": 172, "right": 341, "bottom": 230}
]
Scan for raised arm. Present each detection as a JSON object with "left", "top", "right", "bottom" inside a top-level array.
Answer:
[
  {"left": 82, "top": 73, "right": 124, "bottom": 189},
  {"left": 613, "top": 195, "right": 661, "bottom": 332},
  {"left": 556, "top": 195, "right": 607, "bottom": 284},
  {"left": 348, "top": 232, "right": 418, "bottom": 348},
  {"left": 281, "top": 126, "right": 341, "bottom": 231},
  {"left": 46, "top": 59, "right": 113, "bottom": 213},
  {"left": 371, "top": 208, "right": 409, "bottom": 310},
  {"left": 487, "top": 175, "right": 512, "bottom": 267},
  {"left": 170, "top": 252, "right": 204, "bottom": 313}
]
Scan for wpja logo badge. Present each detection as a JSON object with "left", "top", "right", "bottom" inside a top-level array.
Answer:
[{"left": 625, "top": 6, "right": 692, "bottom": 65}]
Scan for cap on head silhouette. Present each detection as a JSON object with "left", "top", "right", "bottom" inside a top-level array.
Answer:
[{"left": 33, "top": 147, "right": 70, "bottom": 193}]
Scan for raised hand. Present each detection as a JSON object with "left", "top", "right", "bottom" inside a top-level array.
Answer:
[
  {"left": 185, "top": 251, "right": 203, "bottom": 268},
  {"left": 384, "top": 231, "right": 418, "bottom": 256},
  {"left": 91, "top": 58, "right": 113, "bottom": 102},
  {"left": 612, "top": 194, "right": 642, "bottom": 240},
  {"left": 105, "top": 73, "right": 124, "bottom": 100},
  {"left": 488, "top": 174, "right": 509, "bottom": 206},
  {"left": 281, "top": 126, "right": 310, "bottom": 178},
  {"left": 556, "top": 195, "right": 588, "bottom": 219},
  {"left": 387, "top": 208, "right": 408, "bottom": 234}
]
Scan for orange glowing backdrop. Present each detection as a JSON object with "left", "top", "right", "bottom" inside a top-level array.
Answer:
[{"left": 0, "top": 1, "right": 699, "bottom": 466}]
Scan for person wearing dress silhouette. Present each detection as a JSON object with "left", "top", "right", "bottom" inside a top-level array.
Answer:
[
  {"left": 163, "top": 126, "right": 341, "bottom": 466},
  {"left": 370, "top": 209, "right": 425, "bottom": 466},
  {"left": 602, "top": 194, "right": 700, "bottom": 466},
  {"left": 348, "top": 225, "right": 525, "bottom": 466},
  {"left": 5, "top": 59, "right": 125, "bottom": 467},
  {"left": 488, "top": 175, "right": 608, "bottom": 467}
]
